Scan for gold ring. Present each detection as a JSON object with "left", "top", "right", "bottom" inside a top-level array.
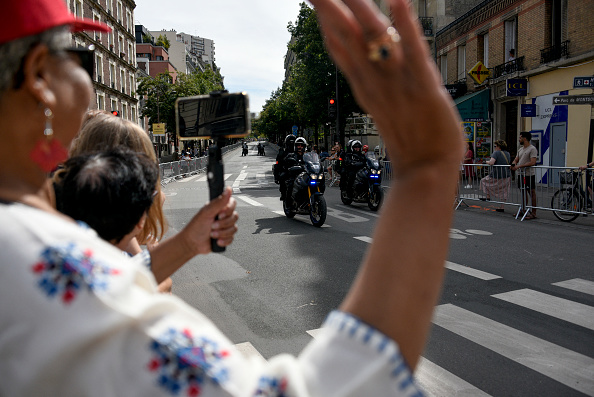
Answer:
[{"left": 368, "top": 27, "right": 400, "bottom": 62}]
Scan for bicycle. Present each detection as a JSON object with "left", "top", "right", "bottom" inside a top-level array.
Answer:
[{"left": 551, "top": 169, "right": 592, "bottom": 222}]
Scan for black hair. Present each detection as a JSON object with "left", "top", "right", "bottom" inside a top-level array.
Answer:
[
  {"left": 54, "top": 147, "right": 158, "bottom": 243},
  {"left": 520, "top": 131, "right": 532, "bottom": 141}
]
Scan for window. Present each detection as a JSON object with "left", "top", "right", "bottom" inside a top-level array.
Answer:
[
  {"left": 97, "top": 94, "right": 104, "bottom": 110},
  {"left": 107, "top": 25, "right": 113, "bottom": 48},
  {"left": 127, "top": 11, "right": 133, "bottom": 32},
  {"left": 478, "top": 33, "right": 489, "bottom": 67},
  {"left": 505, "top": 18, "right": 517, "bottom": 62},
  {"left": 122, "top": 103, "right": 128, "bottom": 119},
  {"left": 550, "top": 0, "right": 567, "bottom": 47},
  {"left": 121, "top": 69, "right": 125, "bottom": 92},
  {"left": 96, "top": 54, "right": 103, "bottom": 82},
  {"left": 130, "top": 75, "right": 134, "bottom": 95},
  {"left": 457, "top": 45, "right": 466, "bottom": 81},
  {"left": 109, "top": 63, "right": 116, "bottom": 88},
  {"left": 131, "top": 107, "right": 137, "bottom": 123},
  {"left": 111, "top": 99, "right": 117, "bottom": 114},
  {"left": 74, "top": 0, "right": 82, "bottom": 17},
  {"left": 440, "top": 54, "right": 447, "bottom": 83}
]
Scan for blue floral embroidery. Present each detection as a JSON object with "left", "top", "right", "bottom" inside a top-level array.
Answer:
[
  {"left": 253, "top": 376, "right": 288, "bottom": 397},
  {"left": 31, "top": 242, "right": 120, "bottom": 303},
  {"left": 148, "top": 328, "right": 230, "bottom": 396}
]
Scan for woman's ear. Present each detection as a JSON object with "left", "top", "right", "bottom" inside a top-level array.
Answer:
[
  {"left": 136, "top": 213, "right": 148, "bottom": 231},
  {"left": 22, "top": 44, "right": 56, "bottom": 108}
]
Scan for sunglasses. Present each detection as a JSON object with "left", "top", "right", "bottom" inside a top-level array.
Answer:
[{"left": 65, "top": 45, "right": 95, "bottom": 78}]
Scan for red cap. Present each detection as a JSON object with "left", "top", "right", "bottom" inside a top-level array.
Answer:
[{"left": 0, "top": 0, "right": 111, "bottom": 44}]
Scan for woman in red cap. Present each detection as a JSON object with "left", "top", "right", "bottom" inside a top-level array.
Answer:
[{"left": 0, "top": 0, "right": 462, "bottom": 395}]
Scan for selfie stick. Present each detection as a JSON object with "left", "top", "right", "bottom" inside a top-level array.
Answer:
[{"left": 207, "top": 136, "right": 225, "bottom": 253}]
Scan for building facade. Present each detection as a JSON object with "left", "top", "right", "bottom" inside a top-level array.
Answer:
[
  {"left": 68, "top": 0, "right": 139, "bottom": 123},
  {"left": 152, "top": 30, "right": 216, "bottom": 73},
  {"left": 436, "top": 0, "right": 594, "bottom": 169}
]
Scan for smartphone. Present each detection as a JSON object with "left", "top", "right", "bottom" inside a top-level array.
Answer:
[
  {"left": 175, "top": 92, "right": 250, "bottom": 252},
  {"left": 176, "top": 92, "right": 251, "bottom": 140}
]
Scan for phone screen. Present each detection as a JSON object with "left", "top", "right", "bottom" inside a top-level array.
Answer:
[{"left": 176, "top": 92, "right": 250, "bottom": 139}]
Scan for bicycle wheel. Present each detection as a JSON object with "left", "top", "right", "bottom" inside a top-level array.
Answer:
[{"left": 551, "top": 188, "right": 580, "bottom": 222}]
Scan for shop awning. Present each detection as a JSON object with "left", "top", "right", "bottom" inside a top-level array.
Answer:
[{"left": 454, "top": 89, "right": 490, "bottom": 121}]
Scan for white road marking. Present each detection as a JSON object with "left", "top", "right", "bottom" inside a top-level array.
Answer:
[
  {"left": 433, "top": 304, "right": 594, "bottom": 395},
  {"left": 354, "top": 236, "right": 373, "bottom": 244},
  {"left": 552, "top": 278, "right": 594, "bottom": 296},
  {"left": 234, "top": 342, "right": 267, "bottom": 364},
  {"left": 326, "top": 207, "right": 368, "bottom": 223},
  {"left": 445, "top": 261, "right": 502, "bottom": 280},
  {"left": 236, "top": 195, "right": 263, "bottom": 207},
  {"left": 415, "top": 357, "right": 491, "bottom": 397},
  {"left": 243, "top": 165, "right": 248, "bottom": 169},
  {"left": 492, "top": 289, "right": 594, "bottom": 330}
]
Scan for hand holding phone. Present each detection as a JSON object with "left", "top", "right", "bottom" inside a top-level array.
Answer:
[{"left": 207, "top": 143, "right": 225, "bottom": 253}]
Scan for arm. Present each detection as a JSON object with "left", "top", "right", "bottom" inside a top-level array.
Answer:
[
  {"left": 149, "top": 187, "right": 238, "bottom": 283},
  {"left": 486, "top": 157, "right": 496, "bottom": 166},
  {"left": 312, "top": 0, "right": 463, "bottom": 369},
  {"left": 579, "top": 161, "right": 594, "bottom": 170}
]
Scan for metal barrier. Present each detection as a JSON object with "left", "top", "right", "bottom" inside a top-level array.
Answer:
[
  {"left": 456, "top": 164, "right": 593, "bottom": 221},
  {"left": 159, "top": 143, "right": 241, "bottom": 186},
  {"left": 319, "top": 159, "right": 394, "bottom": 187}
]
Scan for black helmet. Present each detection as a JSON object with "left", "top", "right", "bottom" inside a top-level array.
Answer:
[{"left": 285, "top": 135, "right": 296, "bottom": 152}]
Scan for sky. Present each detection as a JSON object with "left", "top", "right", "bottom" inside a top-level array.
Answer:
[{"left": 134, "top": 1, "right": 305, "bottom": 115}]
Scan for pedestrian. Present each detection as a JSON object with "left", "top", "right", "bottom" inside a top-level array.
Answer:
[
  {"left": 463, "top": 141, "right": 475, "bottom": 188},
  {"left": 480, "top": 140, "right": 511, "bottom": 212},
  {"left": 511, "top": 131, "right": 538, "bottom": 219},
  {"left": 0, "top": 0, "right": 464, "bottom": 395}
]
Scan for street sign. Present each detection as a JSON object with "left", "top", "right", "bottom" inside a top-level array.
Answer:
[
  {"left": 552, "top": 95, "right": 594, "bottom": 105},
  {"left": 573, "top": 76, "right": 594, "bottom": 89},
  {"left": 521, "top": 104, "right": 537, "bottom": 117},
  {"left": 468, "top": 61, "right": 490, "bottom": 85},
  {"left": 292, "top": 125, "right": 298, "bottom": 136},
  {"left": 153, "top": 123, "right": 166, "bottom": 136}
]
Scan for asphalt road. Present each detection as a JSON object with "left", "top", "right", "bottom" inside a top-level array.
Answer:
[{"left": 162, "top": 141, "right": 594, "bottom": 397}]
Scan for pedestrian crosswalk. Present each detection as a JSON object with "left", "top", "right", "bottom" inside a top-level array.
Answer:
[{"left": 232, "top": 275, "right": 594, "bottom": 396}]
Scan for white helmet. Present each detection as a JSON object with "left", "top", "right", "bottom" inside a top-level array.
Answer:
[
  {"left": 351, "top": 140, "right": 362, "bottom": 150},
  {"left": 295, "top": 137, "right": 307, "bottom": 147}
]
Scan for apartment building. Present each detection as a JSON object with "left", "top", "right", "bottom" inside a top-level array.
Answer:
[
  {"left": 68, "top": 0, "right": 138, "bottom": 123},
  {"left": 151, "top": 30, "right": 216, "bottom": 73},
  {"left": 436, "top": 0, "right": 594, "bottom": 168}
]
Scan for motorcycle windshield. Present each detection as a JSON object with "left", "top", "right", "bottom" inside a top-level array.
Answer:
[
  {"left": 366, "top": 152, "right": 380, "bottom": 169},
  {"left": 303, "top": 152, "right": 321, "bottom": 173}
]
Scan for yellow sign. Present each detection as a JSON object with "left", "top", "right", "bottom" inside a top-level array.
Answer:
[
  {"left": 153, "top": 123, "right": 166, "bottom": 136},
  {"left": 468, "top": 61, "right": 490, "bottom": 85}
]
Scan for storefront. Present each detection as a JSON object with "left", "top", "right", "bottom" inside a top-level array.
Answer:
[{"left": 454, "top": 89, "right": 492, "bottom": 161}]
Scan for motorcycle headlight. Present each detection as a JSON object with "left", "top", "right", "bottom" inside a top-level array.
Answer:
[
  {"left": 371, "top": 169, "right": 378, "bottom": 174},
  {"left": 311, "top": 174, "right": 319, "bottom": 180}
]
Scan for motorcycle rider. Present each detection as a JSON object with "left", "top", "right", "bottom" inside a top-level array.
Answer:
[
  {"left": 283, "top": 137, "right": 308, "bottom": 207},
  {"left": 276, "top": 135, "right": 296, "bottom": 200},
  {"left": 344, "top": 140, "right": 366, "bottom": 194}
]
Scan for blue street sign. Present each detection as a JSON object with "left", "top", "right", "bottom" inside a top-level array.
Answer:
[
  {"left": 292, "top": 125, "right": 298, "bottom": 136},
  {"left": 573, "top": 76, "right": 594, "bottom": 89},
  {"left": 521, "top": 104, "right": 537, "bottom": 117},
  {"left": 506, "top": 78, "right": 528, "bottom": 96}
]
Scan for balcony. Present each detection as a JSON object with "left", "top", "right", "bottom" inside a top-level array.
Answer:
[
  {"left": 540, "top": 40, "right": 570, "bottom": 64},
  {"left": 493, "top": 56, "right": 524, "bottom": 79},
  {"left": 419, "top": 17, "right": 434, "bottom": 37}
]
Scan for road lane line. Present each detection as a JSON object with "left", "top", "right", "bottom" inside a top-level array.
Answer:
[
  {"left": 234, "top": 342, "right": 267, "bottom": 364},
  {"left": 326, "top": 207, "right": 369, "bottom": 223},
  {"left": 433, "top": 304, "right": 594, "bottom": 395},
  {"left": 236, "top": 195, "right": 263, "bottom": 207},
  {"left": 415, "top": 357, "right": 491, "bottom": 397},
  {"left": 492, "top": 289, "right": 594, "bottom": 330},
  {"left": 354, "top": 236, "right": 373, "bottom": 244},
  {"left": 445, "top": 261, "right": 502, "bottom": 280},
  {"left": 552, "top": 278, "right": 594, "bottom": 296}
]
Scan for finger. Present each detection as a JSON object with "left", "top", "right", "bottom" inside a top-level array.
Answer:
[
  {"left": 341, "top": 0, "right": 392, "bottom": 39},
  {"left": 389, "top": 0, "right": 431, "bottom": 75},
  {"left": 212, "top": 211, "right": 238, "bottom": 231},
  {"left": 200, "top": 186, "right": 232, "bottom": 219},
  {"left": 217, "top": 197, "right": 237, "bottom": 221}
]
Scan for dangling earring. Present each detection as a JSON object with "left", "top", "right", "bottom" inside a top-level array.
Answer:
[{"left": 29, "top": 107, "right": 68, "bottom": 173}]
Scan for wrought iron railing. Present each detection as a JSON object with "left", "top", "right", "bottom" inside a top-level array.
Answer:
[
  {"left": 493, "top": 56, "right": 524, "bottom": 79},
  {"left": 419, "top": 17, "right": 434, "bottom": 37},
  {"left": 540, "top": 40, "right": 570, "bottom": 64}
]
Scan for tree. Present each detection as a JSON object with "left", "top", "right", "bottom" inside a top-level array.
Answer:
[{"left": 155, "top": 34, "right": 170, "bottom": 51}]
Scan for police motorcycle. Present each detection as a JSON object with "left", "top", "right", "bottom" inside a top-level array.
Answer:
[
  {"left": 340, "top": 149, "right": 384, "bottom": 211},
  {"left": 282, "top": 140, "right": 327, "bottom": 227}
]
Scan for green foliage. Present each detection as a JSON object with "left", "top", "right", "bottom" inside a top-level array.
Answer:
[
  {"left": 155, "top": 34, "right": 171, "bottom": 50},
  {"left": 137, "top": 67, "right": 224, "bottom": 131},
  {"left": 142, "top": 33, "right": 153, "bottom": 44},
  {"left": 254, "top": 2, "right": 361, "bottom": 144}
]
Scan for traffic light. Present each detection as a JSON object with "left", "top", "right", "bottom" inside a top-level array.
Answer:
[
  {"left": 328, "top": 98, "right": 336, "bottom": 119},
  {"left": 111, "top": 110, "right": 119, "bottom": 117}
]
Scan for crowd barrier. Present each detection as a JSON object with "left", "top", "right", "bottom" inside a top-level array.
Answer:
[
  {"left": 319, "top": 159, "right": 394, "bottom": 186},
  {"left": 159, "top": 143, "right": 241, "bottom": 186},
  {"left": 457, "top": 164, "right": 593, "bottom": 221}
]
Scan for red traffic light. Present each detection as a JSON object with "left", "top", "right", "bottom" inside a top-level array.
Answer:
[
  {"left": 111, "top": 110, "right": 119, "bottom": 117},
  {"left": 329, "top": 99, "right": 335, "bottom": 104}
]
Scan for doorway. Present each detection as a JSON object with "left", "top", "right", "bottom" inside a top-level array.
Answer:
[
  {"left": 503, "top": 101, "right": 518, "bottom": 157},
  {"left": 550, "top": 122, "right": 567, "bottom": 184}
]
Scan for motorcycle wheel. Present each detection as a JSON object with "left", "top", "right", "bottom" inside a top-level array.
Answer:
[
  {"left": 310, "top": 195, "right": 327, "bottom": 227},
  {"left": 283, "top": 199, "right": 296, "bottom": 218},
  {"left": 341, "top": 188, "right": 353, "bottom": 205},
  {"left": 368, "top": 186, "right": 384, "bottom": 211}
]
